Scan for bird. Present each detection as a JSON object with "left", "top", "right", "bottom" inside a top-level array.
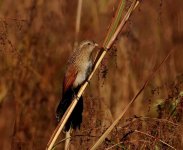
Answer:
[{"left": 56, "top": 40, "right": 98, "bottom": 131}]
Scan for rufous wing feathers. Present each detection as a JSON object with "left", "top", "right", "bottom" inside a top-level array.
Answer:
[{"left": 63, "top": 65, "right": 78, "bottom": 93}]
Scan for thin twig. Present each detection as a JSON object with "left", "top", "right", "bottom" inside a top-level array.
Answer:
[
  {"left": 52, "top": 136, "right": 71, "bottom": 150},
  {"left": 134, "top": 130, "right": 176, "bottom": 150},
  {"left": 105, "top": 141, "right": 125, "bottom": 150},
  {"left": 140, "top": 116, "right": 179, "bottom": 127}
]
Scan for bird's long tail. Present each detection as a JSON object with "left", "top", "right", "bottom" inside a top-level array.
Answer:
[{"left": 56, "top": 87, "right": 83, "bottom": 131}]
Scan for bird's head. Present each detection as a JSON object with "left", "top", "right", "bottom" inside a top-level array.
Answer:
[{"left": 79, "top": 40, "right": 98, "bottom": 53}]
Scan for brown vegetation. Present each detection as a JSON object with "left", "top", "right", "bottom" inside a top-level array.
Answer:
[{"left": 0, "top": 0, "right": 183, "bottom": 149}]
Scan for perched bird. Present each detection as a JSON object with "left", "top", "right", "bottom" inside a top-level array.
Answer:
[{"left": 56, "top": 40, "right": 98, "bottom": 131}]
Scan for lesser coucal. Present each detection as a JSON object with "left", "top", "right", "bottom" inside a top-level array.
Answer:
[{"left": 56, "top": 40, "right": 98, "bottom": 131}]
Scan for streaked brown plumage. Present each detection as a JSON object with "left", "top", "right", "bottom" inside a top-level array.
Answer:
[{"left": 56, "top": 40, "right": 98, "bottom": 131}]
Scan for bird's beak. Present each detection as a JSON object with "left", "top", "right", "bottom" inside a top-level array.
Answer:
[{"left": 94, "top": 43, "right": 99, "bottom": 47}]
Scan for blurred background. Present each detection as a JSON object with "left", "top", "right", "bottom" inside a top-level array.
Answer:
[{"left": 0, "top": 0, "right": 183, "bottom": 149}]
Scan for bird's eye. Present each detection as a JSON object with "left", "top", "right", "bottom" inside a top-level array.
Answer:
[{"left": 87, "top": 43, "right": 91, "bottom": 45}]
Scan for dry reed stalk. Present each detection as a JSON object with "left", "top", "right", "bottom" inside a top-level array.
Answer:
[
  {"left": 74, "top": 0, "right": 83, "bottom": 47},
  {"left": 65, "top": 0, "right": 83, "bottom": 150},
  {"left": 64, "top": 130, "right": 70, "bottom": 150},
  {"left": 90, "top": 48, "right": 174, "bottom": 150},
  {"left": 46, "top": 1, "right": 139, "bottom": 149}
]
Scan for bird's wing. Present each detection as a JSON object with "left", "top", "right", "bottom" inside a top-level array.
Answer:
[{"left": 63, "top": 65, "right": 78, "bottom": 93}]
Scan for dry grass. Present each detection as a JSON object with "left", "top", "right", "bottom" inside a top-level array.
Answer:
[{"left": 0, "top": 0, "right": 183, "bottom": 149}]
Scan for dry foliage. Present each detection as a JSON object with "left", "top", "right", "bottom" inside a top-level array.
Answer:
[{"left": 0, "top": 0, "right": 183, "bottom": 149}]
